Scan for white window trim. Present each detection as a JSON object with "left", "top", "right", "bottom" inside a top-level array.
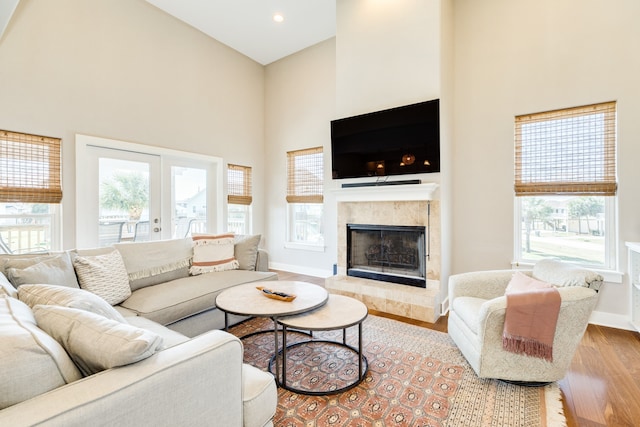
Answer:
[
  {"left": 285, "top": 203, "right": 325, "bottom": 251},
  {"left": 227, "top": 203, "right": 253, "bottom": 235},
  {"left": 513, "top": 196, "right": 621, "bottom": 282},
  {"left": 284, "top": 241, "right": 326, "bottom": 252},
  {"left": 75, "top": 134, "right": 224, "bottom": 246}
]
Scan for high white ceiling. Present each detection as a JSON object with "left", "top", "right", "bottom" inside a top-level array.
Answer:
[{"left": 145, "top": 0, "right": 336, "bottom": 65}]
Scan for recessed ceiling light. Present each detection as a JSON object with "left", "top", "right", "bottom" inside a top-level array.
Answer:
[{"left": 273, "top": 13, "right": 284, "bottom": 23}]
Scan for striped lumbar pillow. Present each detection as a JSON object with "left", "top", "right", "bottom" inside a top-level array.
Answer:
[{"left": 190, "top": 233, "right": 239, "bottom": 275}]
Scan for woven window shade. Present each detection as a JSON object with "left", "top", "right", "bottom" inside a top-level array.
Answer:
[
  {"left": 227, "top": 164, "right": 252, "bottom": 205},
  {"left": 0, "top": 130, "right": 62, "bottom": 204},
  {"left": 286, "top": 147, "right": 324, "bottom": 203},
  {"left": 515, "top": 101, "right": 617, "bottom": 196}
]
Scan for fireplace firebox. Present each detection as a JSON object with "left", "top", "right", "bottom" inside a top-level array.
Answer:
[{"left": 346, "top": 224, "right": 426, "bottom": 288}]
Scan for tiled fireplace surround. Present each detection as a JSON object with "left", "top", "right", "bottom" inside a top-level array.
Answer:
[{"left": 325, "top": 184, "right": 441, "bottom": 323}]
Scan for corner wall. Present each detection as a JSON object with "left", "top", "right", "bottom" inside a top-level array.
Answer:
[
  {"left": 452, "top": 0, "right": 640, "bottom": 328},
  {"left": 0, "top": 0, "right": 266, "bottom": 247}
]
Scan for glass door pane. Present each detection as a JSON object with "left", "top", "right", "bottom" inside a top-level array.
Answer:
[
  {"left": 77, "top": 146, "right": 160, "bottom": 248},
  {"left": 99, "top": 158, "right": 152, "bottom": 245},
  {"left": 171, "top": 166, "right": 207, "bottom": 238}
]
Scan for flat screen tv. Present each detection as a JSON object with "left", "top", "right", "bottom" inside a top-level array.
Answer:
[{"left": 330, "top": 99, "right": 440, "bottom": 179}]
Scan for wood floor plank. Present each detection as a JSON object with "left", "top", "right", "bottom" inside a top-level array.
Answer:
[{"left": 270, "top": 271, "right": 640, "bottom": 427}]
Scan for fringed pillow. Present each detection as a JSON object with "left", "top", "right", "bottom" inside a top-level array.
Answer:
[{"left": 190, "top": 233, "right": 239, "bottom": 275}]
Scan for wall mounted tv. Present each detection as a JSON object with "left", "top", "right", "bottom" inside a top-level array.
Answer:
[{"left": 330, "top": 99, "right": 440, "bottom": 179}]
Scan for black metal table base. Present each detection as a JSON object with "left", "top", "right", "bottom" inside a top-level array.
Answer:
[{"left": 269, "top": 323, "right": 368, "bottom": 396}]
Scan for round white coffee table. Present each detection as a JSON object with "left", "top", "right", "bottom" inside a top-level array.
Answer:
[
  {"left": 215, "top": 281, "right": 328, "bottom": 386},
  {"left": 276, "top": 294, "right": 369, "bottom": 395}
]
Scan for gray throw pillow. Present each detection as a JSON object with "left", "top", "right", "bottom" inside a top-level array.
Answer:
[
  {"left": 6, "top": 253, "right": 80, "bottom": 289},
  {"left": 234, "top": 234, "right": 262, "bottom": 271}
]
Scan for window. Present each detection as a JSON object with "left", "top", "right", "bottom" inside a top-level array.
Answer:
[
  {"left": 514, "top": 102, "right": 617, "bottom": 269},
  {"left": 227, "top": 164, "right": 252, "bottom": 235},
  {"left": 286, "top": 147, "right": 324, "bottom": 248},
  {"left": 0, "top": 130, "right": 62, "bottom": 253}
]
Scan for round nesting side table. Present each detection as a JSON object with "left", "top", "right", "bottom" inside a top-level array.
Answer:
[
  {"left": 215, "top": 281, "right": 328, "bottom": 386},
  {"left": 276, "top": 294, "right": 369, "bottom": 395}
]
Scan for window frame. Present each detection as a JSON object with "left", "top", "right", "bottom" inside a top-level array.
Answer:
[
  {"left": 513, "top": 101, "right": 618, "bottom": 272},
  {"left": 285, "top": 147, "right": 325, "bottom": 250},
  {"left": 513, "top": 195, "right": 617, "bottom": 271},
  {"left": 226, "top": 164, "right": 253, "bottom": 234},
  {"left": 0, "top": 130, "right": 63, "bottom": 252}
]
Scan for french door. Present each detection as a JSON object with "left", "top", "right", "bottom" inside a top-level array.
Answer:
[{"left": 75, "top": 134, "right": 223, "bottom": 248}]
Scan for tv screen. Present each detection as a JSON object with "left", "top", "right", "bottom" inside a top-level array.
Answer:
[{"left": 330, "top": 99, "right": 440, "bottom": 179}]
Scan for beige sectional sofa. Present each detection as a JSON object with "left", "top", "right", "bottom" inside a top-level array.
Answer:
[{"left": 0, "top": 235, "right": 278, "bottom": 426}]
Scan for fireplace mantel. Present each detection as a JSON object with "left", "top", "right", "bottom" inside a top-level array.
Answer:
[{"left": 332, "top": 182, "right": 438, "bottom": 202}]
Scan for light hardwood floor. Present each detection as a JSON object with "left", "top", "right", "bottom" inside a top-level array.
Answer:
[{"left": 274, "top": 270, "right": 640, "bottom": 427}]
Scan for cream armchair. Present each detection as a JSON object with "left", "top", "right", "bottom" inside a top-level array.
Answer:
[{"left": 447, "top": 260, "right": 600, "bottom": 383}]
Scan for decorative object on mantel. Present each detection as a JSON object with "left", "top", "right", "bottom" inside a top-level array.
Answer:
[
  {"left": 401, "top": 153, "right": 415, "bottom": 166},
  {"left": 256, "top": 286, "right": 296, "bottom": 302},
  {"left": 232, "top": 315, "right": 565, "bottom": 426}
]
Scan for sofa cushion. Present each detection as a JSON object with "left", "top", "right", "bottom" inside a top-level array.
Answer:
[
  {"left": 234, "top": 234, "right": 261, "bottom": 271},
  {"left": 5, "top": 253, "right": 80, "bottom": 289},
  {"left": 452, "top": 296, "right": 487, "bottom": 335},
  {"left": 0, "top": 296, "right": 82, "bottom": 409},
  {"left": 120, "top": 270, "right": 278, "bottom": 326},
  {"left": 73, "top": 250, "right": 132, "bottom": 305},
  {"left": 125, "top": 316, "right": 190, "bottom": 349},
  {"left": 190, "top": 233, "right": 239, "bottom": 275},
  {"left": 33, "top": 305, "right": 163, "bottom": 377},
  {"left": 242, "top": 364, "right": 277, "bottom": 427},
  {"left": 18, "top": 284, "right": 126, "bottom": 323},
  {"left": 115, "top": 239, "right": 192, "bottom": 291},
  {"left": 533, "top": 259, "right": 604, "bottom": 291}
]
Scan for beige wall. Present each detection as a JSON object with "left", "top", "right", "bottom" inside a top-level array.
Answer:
[
  {"left": 264, "top": 0, "right": 450, "bottom": 278},
  {"left": 0, "top": 0, "right": 265, "bottom": 247},
  {"left": 264, "top": 38, "right": 337, "bottom": 275},
  {"left": 336, "top": 0, "right": 441, "bottom": 117},
  {"left": 2, "top": 0, "right": 638, "bottom": 326},
  {"left": 453, "top": 0, "right": 640, "bottom": 326}
]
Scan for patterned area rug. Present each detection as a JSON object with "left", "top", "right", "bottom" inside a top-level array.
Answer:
[{"left": 230, "top": 315, "right": 566, "bottom": 427}]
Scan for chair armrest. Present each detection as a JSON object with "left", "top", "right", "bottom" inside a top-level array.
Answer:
[
  {"left": 478, "top": 287, "right": 598, "bottom": 347},
  {"left": 0, "top": 330, "right": 244, "bottom": 427},
  {"left": 449, "top": 269, "right": 530, "bottom": 302}
]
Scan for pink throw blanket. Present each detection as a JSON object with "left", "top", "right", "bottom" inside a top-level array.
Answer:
[{"left": 502, "top": 272, "right": 561, "bottom": 361}]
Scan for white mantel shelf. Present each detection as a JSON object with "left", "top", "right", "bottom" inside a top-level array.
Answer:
[{"left": 332, "top": 182, "right": 439, "bottom": 202}]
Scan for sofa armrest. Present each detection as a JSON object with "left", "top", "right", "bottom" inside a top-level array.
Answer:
[
  {"left": 0, "top": 330, "right": 244, "bottom": 427},
  {"left": 449, "top": 269, "right": 529, "bottom": 303},
  {"left": 255, "top": 249, "right": 269, "bottom": 272}
]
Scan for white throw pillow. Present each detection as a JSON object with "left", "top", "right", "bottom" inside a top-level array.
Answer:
[
  {"left": 73, "top": 250, "right": 131, "bottom": 305},
  {"left": 0, "top": 296, "right": 82, "bottom": 409},
  {"left": 18, "top": 283, "right": 126, "bottom": 323},
  {"left": 190, "top": 233, "right": 239, "bottom": 275},
  {"left": 33, "top": 305, "right": 163, "bottom": 377}
]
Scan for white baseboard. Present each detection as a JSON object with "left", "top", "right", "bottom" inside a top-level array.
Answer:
[
  {"left": 269, "top": 262, "right": 333, "bottom": 279},
  {"left": 440, "top": 296, "right": 450, "bottom": 315},
  {"left": 589, "top": 310, "right": 634, "bottom": 331}
]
